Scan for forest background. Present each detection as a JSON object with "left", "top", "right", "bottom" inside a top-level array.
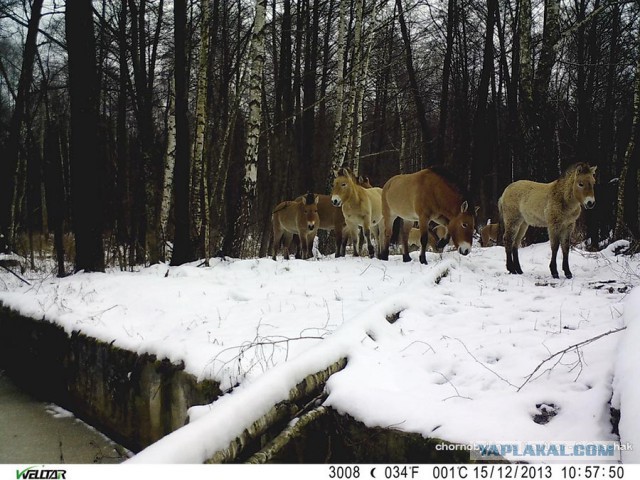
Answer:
[{"left": 1, "top": 0, "right": 639, "bottom": 273}]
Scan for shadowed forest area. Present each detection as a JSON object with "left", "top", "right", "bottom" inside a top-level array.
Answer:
[{"left": 1, "top": 0, "right": 639, "bottom": 273}]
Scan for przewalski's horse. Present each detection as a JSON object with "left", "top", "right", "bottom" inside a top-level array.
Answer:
[
  {"left": 271, "top": 193, "right": 319, "bottom": 260},
  {"left": 480, "top": 222, "right": 499, "bottom": 247},
  {"left": 331, "top": 168, "right": 384, "bottom": 258},
  {"left": 296, "top": 193, "right": 348, "bottom": 257},
  {"left": 379, "top": 167, "right": 477, "bottom": 264},
  {"left": 498, "top": 162, "right": 596, "bottom": 279},
  {"left": 408, "top": 225, "right": 448, "bottom": 252},
  {"left": 295, "top": 175, "right": 372, "bottom": 258}
]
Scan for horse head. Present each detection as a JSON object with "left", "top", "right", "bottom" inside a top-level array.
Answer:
[
  {"left": 331, "top": 168, "right": 356, "bottom": 207},
  {"left": 445, "top": 201, "right": 476, "bottom": 256},
  {"left": 573, "top": 164, "right": 597, "bottom": 210},
  {"left": 302, "top": 193, "right": 320, "bottom": 232}
]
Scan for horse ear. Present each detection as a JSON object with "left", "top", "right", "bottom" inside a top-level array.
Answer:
[
  {"left": 474, "top": 206, "right": 480, "bottom": 216},
  {"left": 460, "top": 201, "right": 469, "bottom": 213},
  {"left": 315, "top": 194, "right": 319, "bottom": 204},
  {"left": 590, "top": 166, "right": 597, "bottom": 175}
]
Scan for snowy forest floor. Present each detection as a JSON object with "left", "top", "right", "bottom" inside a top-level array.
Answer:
[{"left": 1, "top": 241, "right": 639, "bottom": 463}]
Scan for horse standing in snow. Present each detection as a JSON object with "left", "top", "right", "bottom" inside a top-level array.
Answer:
[
  {"left": 271, "top": 193, "right": 319, "bottom": 260},
  {"left": 498, "top": 163, "right": 596, "bottom": 279},
  {"left": 379, "top": 167, "right": 476, "bottom": 264},
  {"left": 331, "top": 168, "right": 384, "bottom": 258}
]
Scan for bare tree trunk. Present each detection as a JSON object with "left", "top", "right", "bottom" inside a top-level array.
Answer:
[
  {"left": 2, "top": 0, "right": 43, "bottom": 251},
  {"left": 334, "top": 0, "right": 364, "bottom": 173},
  {"left": 353, "top": 0, "right": 381, "bottom": 173},
  {"left": 329, "top": 0, "right": 347, "bottom": 179},
  {"left": 437, "top": 0, "right": 455, "bottom": 164},
  {"left": 192, "top": 0, "right": 210, "bottom": 261},
  {"left": 518, "top": 0, "right": 534, "bottom": 175},
  {"left": 396, "top": 0, "right": 430, "bottom": 165},
  {"left": 66, "top": 0, "right": 105, "bottom": 272},
  {"left": 228, "top": 0, "right": 266, "bottom": 257},
  {"left": 614, "top": 36, "right": 640, "bottom": 241},
  {"left": 160, "top": 76, "right": 176, "bottom": 260},
  {"left": 171, "top": 0, "right": 195, "bottom": 266},
  {"left": 471, "top": 0, "right": 497, "bottom": 219},
  {"left": 301, "top": 0, "right": 319, "bottom": 192}
]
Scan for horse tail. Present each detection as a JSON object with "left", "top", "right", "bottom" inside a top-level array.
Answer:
[
  {"left": 497, "top": 195, "right": 505, "bottom": 247},
  {"left": 389, "top": 217, "right": 403, "bottom": 245}
]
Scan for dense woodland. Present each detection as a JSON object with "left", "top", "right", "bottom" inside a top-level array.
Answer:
[{"left": 1, "top": 0, "right": 640, "bottom": 273}]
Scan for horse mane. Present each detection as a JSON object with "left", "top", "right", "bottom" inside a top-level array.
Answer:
[
  {"left": 303, "top": 192, "right": 315, "bottom": 205},
  {"left": 427, "top": 165, "right": 475, "bottom": 208},
  {"left": 561, "top": 162, "right": 591, "bottom": 178}
]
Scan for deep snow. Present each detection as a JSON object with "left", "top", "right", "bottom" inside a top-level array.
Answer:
[{"left": 0, "top": 241, "right": 638, "bottom": 463}]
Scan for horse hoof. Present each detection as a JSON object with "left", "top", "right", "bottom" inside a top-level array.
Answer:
[
  {"left": 565, "top": 272, "right": 573, "bottom": 279},
  {"left": 419, "top": 255, "right": 427, "bottom": 265},
  {"left": 403, "top": 253, "right": 411, "bottom": 263},
  {"left": 552, "top": 272, "right": 559, "bottom": 279}
]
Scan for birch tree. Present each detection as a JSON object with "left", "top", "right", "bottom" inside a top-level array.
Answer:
[
  {"left": 329, "top": 0, "right": 347, "bottom": 178},
  {"left": 333, "top": 0, "right": 364, "bottom": 173},
  {"left": 192, "top": 0, "right": 210, "bottom": 260},
  {"left": 227, "top": 0, "right": 266, "bottom": 257},
  {"left": 160, "top": 76, "right": 176, "bottom": 260}
]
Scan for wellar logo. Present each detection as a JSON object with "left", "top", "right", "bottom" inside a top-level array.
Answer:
[{"left": 15, "top": 466, "right": 67, "bottom": 480}]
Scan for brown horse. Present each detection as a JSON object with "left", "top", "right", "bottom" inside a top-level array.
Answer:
[
  {"left": 303, "top": 194, "right": 348, "bottom": 257},
  {"left": 271, "top": 193, "right": 319, "bottom": 260},
  {"left": 498, "top": 162, "right": 596, "bottom": 278},
  {"left": 408, "top": 224, "right": 448, "bottom": 252},
  {"left": 295, "top": 176, "right": 372, "bottom": 258},
  {"left": 379, "top": 167, "right": 476, "bottom": 264},
  {"left": 480, "top": 222, "right": 499, "bottom": 247},
  {"left": 331, "top": 168, "right": 384, "bottom": 258}
]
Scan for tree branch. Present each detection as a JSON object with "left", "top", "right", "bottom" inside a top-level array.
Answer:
[{"left": 517, "top": 327, "right": 627, "bottom": 392}]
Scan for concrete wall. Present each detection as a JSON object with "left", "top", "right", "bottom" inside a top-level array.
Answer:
[{"left": 0, "top": 306, "right": 220, "bottom": 453}]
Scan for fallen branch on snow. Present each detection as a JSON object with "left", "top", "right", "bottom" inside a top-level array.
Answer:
[{"left": 517, "top": 327, "right": 627, "bottom": 392}]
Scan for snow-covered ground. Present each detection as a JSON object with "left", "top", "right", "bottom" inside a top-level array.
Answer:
[{"left": 1, "top": 242, "right": 639, "bottom": 463}]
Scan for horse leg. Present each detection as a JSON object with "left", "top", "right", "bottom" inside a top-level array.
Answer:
[
  {"left": 363, "top": 221, "right": 375, "bottom": 259},
  {"left": 375, "top": 218, "right": 385, "bottom": 257},
  {"left": 339, "top": 225, "right": 349, "bottom": 257},
  {"left": 290, "top": 234, "right": 301, "bottom": 259},
  {"left": 503, "top": 219, "right": 519, "bottom": 274},
  {"left": 512, "top": 223, "right": 527, "bottom": 274},
  {"left": 561, "top": 226, "right": 573, "bottom": 278},
  {"left": 299, "top": 233, "right": 309, "bottom": 260},
  {"left": 272, "top": 227, "right": 283, "bottom": 261},
  {"left": 418, "top": 217, "right": 430, "bottom": 264},
  {"left": 349, "top": 225, "right": 360, "bottom": 257},
  {"left": 400, "top": 220, "right": 412, "bottom": 262},
  {"left": 282, "top": 232, "right": 293, "bottom": 260},
  {"left": 379, "top": 198, "right": 392, "bottom": 261},
  {"left": 335, "top": 223, "right": 344, "bottom": 257},
  {"left": 548, "top": 228, "right": 560, "bottom": 279}
]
